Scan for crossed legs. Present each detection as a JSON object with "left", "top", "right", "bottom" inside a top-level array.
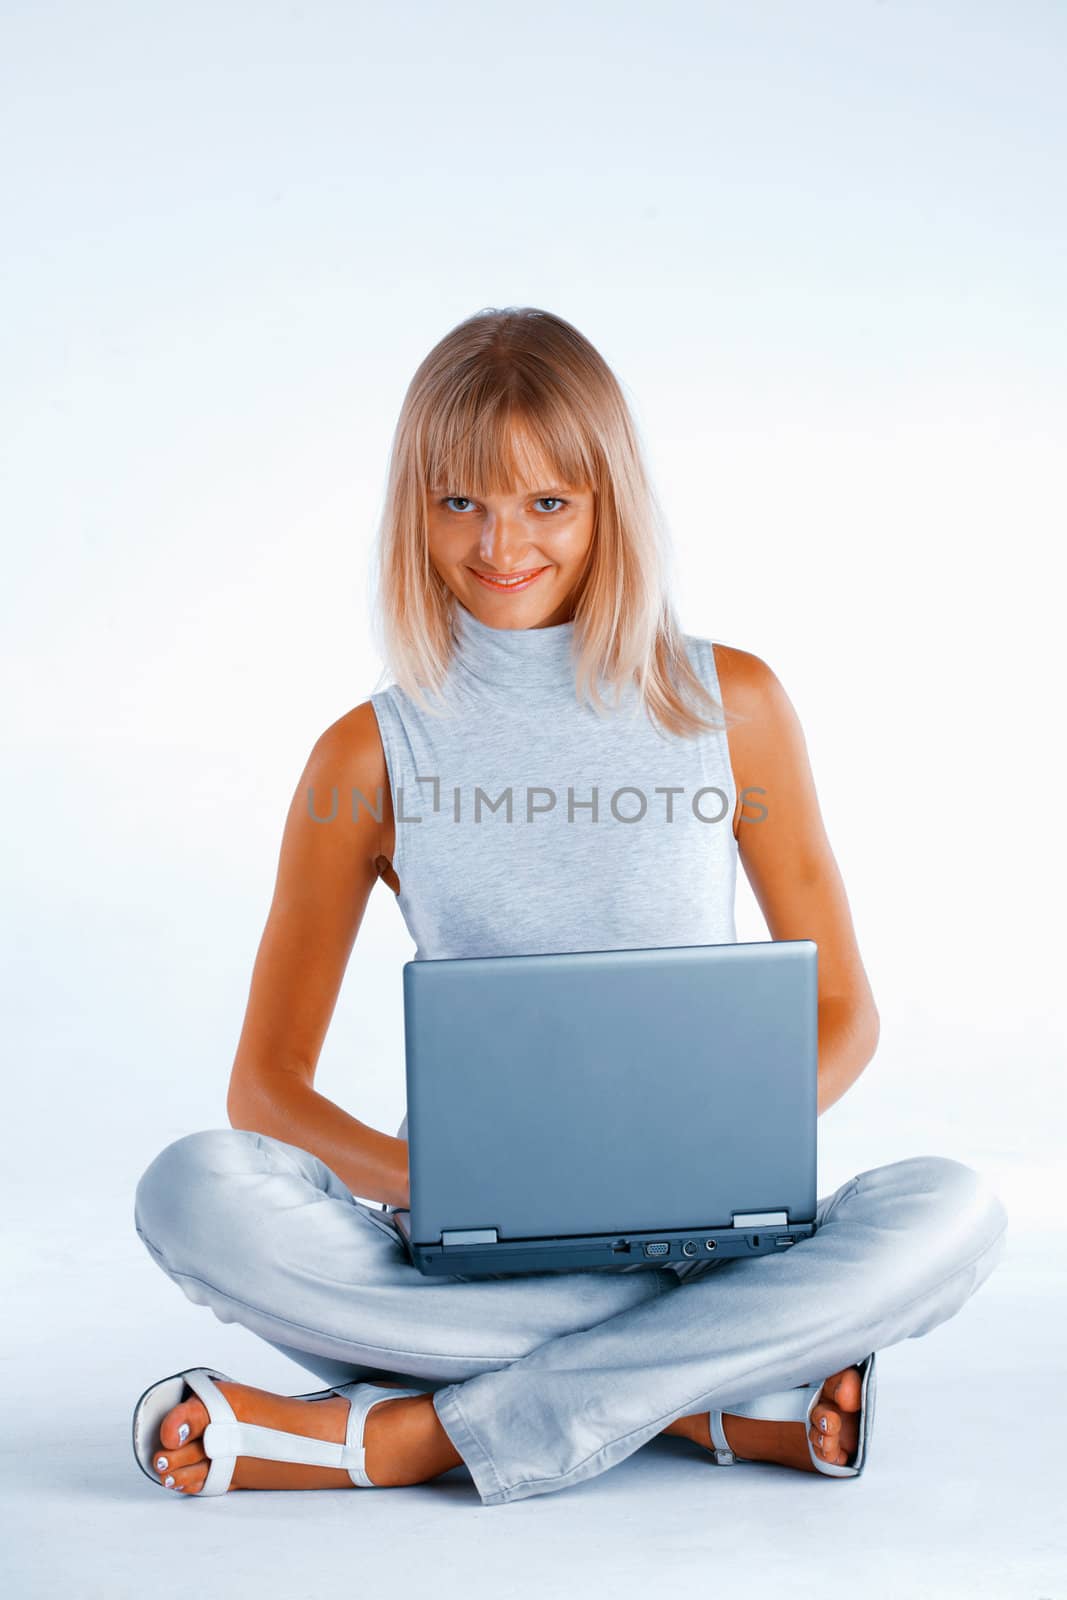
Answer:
[{"left": 133, "top": 1130, "right": 1008, "bottom": 1504}]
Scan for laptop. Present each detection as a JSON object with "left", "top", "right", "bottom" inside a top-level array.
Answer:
[{"left": 388, "top": 939, "right": 819, "bottom": 1278}]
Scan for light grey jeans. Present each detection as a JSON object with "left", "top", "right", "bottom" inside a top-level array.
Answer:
[{"left": 133, "top": 1129, "right": 1009, "bottom": 1506}]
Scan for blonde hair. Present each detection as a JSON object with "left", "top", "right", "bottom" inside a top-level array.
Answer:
[{"left": 369, "top": 306, "right": 730, "bottom": 739}]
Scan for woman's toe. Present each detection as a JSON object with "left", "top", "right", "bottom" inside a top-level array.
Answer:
[
  {"left": 827, "top": 1367, "right": 863, "bottom": 1411},
  {"left": 165, "top": 1461, "right": 211, "bottom": 1495},
  {"left": 809, "top": 1396, "right": 860, "bottom": 1467},
  {"left": 159, "top": 1395, "right": 209, "bottom": 1452},
  {"left": 810, "top": 1404, "right": 842, "bottom": 1440},
  {"left": 155, "top": 1441, "right": 207, "bottom": 1480}
]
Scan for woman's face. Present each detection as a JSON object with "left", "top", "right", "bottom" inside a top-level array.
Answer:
[{"left": 425, "top": 471, "right": 596, "bottom": 629}]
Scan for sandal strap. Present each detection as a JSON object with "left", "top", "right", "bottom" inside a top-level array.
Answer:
[
  {"left": 723, "top": 1380, "right": 823, "bottom": 1425},
  {"left": 200, "top": 1382, "right": 426, "bottom": 1490},
  {"left": 200, "top": 1419, "right": 368, "bottom": 1474},
  {"left": 706, "top": 1411, "right": 736, "bottom": 1465},
  {"left": 335, "top": 1382, "right": 427, "bottom": 1487},
  {"left": 177, "top": 1367, "right": 240, "bottom": 1496}
]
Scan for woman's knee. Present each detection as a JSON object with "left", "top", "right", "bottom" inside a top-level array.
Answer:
[
  {"left": 133, "top": 1127, "right": 264, "bottom": 1256},
  {"left": 898, "top": 1153, "right": 1009, "bottom": 1244}
]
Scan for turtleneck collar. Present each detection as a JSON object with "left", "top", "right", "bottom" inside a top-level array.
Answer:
[{"left": 449, "top": 601, "right": 579, "bottom": 688}]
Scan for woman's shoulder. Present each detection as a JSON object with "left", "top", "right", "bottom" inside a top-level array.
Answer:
[
  {"left": 684, "top": 637, "right": 802, "bottom": 773},
  {"left": 304, "top": 698, "right": 390, "bottom": 798},
  {"left": 706, "top": 639, "right": 779, "bottom": 707},
  {"left": 701, "top": 637, "right": 810, "bottom": 788},
  {"left": 681, "top": 631, "right": 780, "bottom": 714}
]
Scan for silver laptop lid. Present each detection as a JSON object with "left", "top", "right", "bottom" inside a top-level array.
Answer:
[{"left": 402, "top": 940, "right": 818, "bottom": 1245}]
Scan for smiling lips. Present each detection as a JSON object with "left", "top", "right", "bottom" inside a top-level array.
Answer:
[{"left": 470, "top": 566, "right": 550, "bottom": 593}]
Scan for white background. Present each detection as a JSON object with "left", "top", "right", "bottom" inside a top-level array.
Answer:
[{"left": 3, "top": 2, "right": 1062, "bottom": 1596}]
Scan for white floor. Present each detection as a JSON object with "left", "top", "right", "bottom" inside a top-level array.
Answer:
[{"left": 4, "top": 1140, "right": 1062, "bottom": 1600}]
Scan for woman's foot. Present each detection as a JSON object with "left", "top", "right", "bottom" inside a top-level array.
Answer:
[
  {"left": 661, "top": 1365, "right": 864, "bottom": 1472},
  {"left": 150, "top": 1379, "right": 463, "bottom": 1493}
]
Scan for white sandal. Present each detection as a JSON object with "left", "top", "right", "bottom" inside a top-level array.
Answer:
[
  {"left": 707, "top": 1350, "right": 877, "bottom": 1477},
  {"left": 131, "top": 1366, "right": 426, "bottom": 1495}
]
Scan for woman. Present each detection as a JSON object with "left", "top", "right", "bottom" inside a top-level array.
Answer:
[{"left": 131, "top": 306, "right": 1008, "bottom": 1506}]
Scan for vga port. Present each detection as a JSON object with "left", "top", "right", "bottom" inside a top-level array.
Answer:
[{"left": 643, "top": 1241, "right": 670, "bottom": 1257}]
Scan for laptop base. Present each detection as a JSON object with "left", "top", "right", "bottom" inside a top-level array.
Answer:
[{"left": 392, "top": 1215, "right": 817, "bottom": 1277}]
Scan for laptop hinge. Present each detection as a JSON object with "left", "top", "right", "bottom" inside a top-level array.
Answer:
[
  {"left": 731, "top": 1210, "right": 789, "bottom": 1228},
  {"left": 441, "top": 1227, "right": 498, "bottom": 1247}
]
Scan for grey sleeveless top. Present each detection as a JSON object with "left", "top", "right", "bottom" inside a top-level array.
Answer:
[{"left": 370, "top": 602, "right": 739, "bottom": 1154}]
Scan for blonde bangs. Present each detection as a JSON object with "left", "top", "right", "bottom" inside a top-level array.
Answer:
[{"left": 423, "top": 388, "right": 597, "bottom": 507}]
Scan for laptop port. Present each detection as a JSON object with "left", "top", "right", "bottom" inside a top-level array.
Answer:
[
  {"left": 611, "top": 1239, "right": 631, "bottom": 1254},
  {"left": 681, "top": 1240, "right": 697, "bottom": 1257},
  {"left": 704, "top": 1239, "right": 717, "bottom": 1251},
  {"left": 643, "top": 1241, "right": 670, "bottom": 1257}
]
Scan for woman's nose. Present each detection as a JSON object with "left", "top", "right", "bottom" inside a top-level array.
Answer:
[{"left": 480, "top": 519, "right": 532, "bottom": 565}]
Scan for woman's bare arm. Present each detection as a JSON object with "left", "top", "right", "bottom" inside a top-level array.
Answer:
[
  {"left": 715, "top": 645, "right": 880, "bottom": 1116},
  {"left": 226, "top": 700, "right": 410, "bottom": 1207}
]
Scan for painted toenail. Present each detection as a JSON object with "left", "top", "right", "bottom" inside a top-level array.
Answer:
[
  {"left": 156, "top": 1456, "right": 168, "bottom": 1470},
  {"left": 164, "top": 1476, "right": 175, "bottom": 1488},
  {"left": 819, "top": 1417, "right": 827, "bottom": 1431},
  {"left": 177, "top": 1423, "right": 190, "bottom": 1444}
]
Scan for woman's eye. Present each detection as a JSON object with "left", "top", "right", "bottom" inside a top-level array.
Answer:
[{"left": 440, "top": 495, "right": 566, "bottom": 514}]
